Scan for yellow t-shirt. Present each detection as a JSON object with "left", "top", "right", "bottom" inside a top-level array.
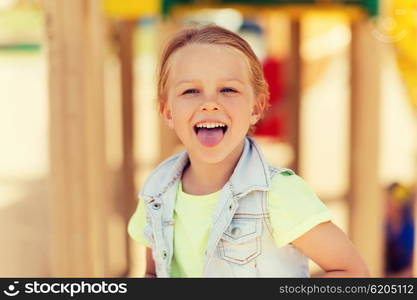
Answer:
[{"left": 127, "top": 172, "right": 332, "bottom": 277}]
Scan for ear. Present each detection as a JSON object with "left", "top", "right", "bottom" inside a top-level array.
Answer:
[
  {"left": 161, "top": 100, "right": 174, "bottom": 129},
  {"left": 249, "top": 95, "right": 263, "bottom": 125}
]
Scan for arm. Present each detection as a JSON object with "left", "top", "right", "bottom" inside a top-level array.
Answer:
[
  {"left": 291, "top": 221, "right": 370, "bottom": 277},
  {"left": 127, "top": 199, "right": 157, "bottom": 278},
  {"left": 144, "top": 247, "right": 157, "bottom": 278}
]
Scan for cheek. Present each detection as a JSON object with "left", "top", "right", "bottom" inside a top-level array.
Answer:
[
  {"left": 225, "top": 98, "right": 253, "bottom": 119},
  {"left": 171, "top": 101, "right": 193, "bottom": 123}
]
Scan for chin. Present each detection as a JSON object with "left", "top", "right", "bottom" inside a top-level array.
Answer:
[
  {"left": 180, "top": 133, "right": 245, "bottom": 164},
  {"left": 193, "top": 148, "right": 230, "bottom": 165},
  {"left": 192, "top": 140, "right": 246, "bottom": 166}
]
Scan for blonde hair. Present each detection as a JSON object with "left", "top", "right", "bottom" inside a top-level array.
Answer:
[{"left": 157, "top": 24, "right": 270, "bottom": 133}]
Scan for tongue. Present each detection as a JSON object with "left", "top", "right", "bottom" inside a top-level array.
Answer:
[{"left": 197, "top": 128, "right": 224, "bottom": 147}]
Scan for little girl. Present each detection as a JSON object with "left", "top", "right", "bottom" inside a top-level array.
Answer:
[{"left": 128, "top": 24, "right": 369, "bottom": 278}]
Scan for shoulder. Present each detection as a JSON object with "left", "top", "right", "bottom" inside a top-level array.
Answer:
[
  {"left": 139, "top": 151, "right": 186, "bottom": 199},
  {"left": 267, "top": 165, "right": 303, "bottom": 191},
  {"left": 266, "top": 168, "right": 333, "bottom": 247},
  {"left": 269, "top": 165, "right": 295, "bottom": 179},
  {"left": 268, "top": 168, "right": 325, "bottom": 209},
  {"left": 269, "top": 167, "right": 310, "bottom": 191}
]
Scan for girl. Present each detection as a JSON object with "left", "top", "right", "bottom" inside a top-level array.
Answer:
[{"left": 128, "top": 24, "right": 369, "bottom": 278}]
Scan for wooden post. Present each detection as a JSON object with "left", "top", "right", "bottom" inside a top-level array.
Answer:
[
  {"left": 114, "top": 19, "right": 137, "bottom": 276},
  {"left": 45, "top": 0, "right": 108, "bottom": 276},
  {"left": 157, "top": 20, "right": 181, "bottom": 161},
  {"left": 349, "top": 19, "right": 383, "bottom": 277},
  {"left": 287, "top": 18, "right": 301, "bottom": 173}
]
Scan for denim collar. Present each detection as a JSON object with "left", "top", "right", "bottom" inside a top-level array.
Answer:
[
  {"left": 140, "top": 136, "right": 272, "bottom": 201},
  {"left": 228, "top": 136, "right": 272, "bottom": 197}
]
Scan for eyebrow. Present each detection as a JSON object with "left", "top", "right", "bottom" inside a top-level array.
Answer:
[{"left": 175, "top": 78, "right": 245, "bottom": 86}]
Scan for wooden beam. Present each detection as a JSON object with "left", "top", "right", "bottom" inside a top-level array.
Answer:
[
  {"left": 115, "top": 19, "right": 137, "bottom": 277},
  {"left": 157, "top": 20, "right": 181, "bottom": 161},
  {"left": 45, "top": 0, "right": 108, "bottom": 276},
  {"left": 349, "top": 19, "right": 384, "bottom": 277},
  {"left": 287, "top": 18, "right": 301, "bottom": 173}
]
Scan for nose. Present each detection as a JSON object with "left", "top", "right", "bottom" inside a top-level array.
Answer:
[{"left": 199, "top": 96, "right": 221, "bottom": 112}]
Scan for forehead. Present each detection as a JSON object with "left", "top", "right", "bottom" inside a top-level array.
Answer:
[{"left": 167, "top": 43, "right": 251, "bottom": 85}]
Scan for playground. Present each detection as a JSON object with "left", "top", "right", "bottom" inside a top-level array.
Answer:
[{"left": 0, "top": 0, "right": 415, "bottom": 277}]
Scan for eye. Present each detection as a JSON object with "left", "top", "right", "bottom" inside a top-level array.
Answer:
[
  {"left": 221, "top": 88, "right": 237, "bottom": 93},
  {"left": 182, "top": 89, "right": 199, "bottom": 95}
]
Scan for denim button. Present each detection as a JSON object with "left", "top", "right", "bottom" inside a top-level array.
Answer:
[
  {"left": 162, "top": 250, "right": 167, "bottom": 259},
  {"left": 231, "top": 227, "right": 241, "bottom": 238},
  {"left": 152, "top": 203, "right": 161, "bottom": 210}
]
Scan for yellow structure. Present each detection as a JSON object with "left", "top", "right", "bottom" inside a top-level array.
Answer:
[
  {"left": 387, "top": 0, "right": 417, "bottom": 110},
  {"left": 103, "top": 0, "right": 160, "bottom": 19}
]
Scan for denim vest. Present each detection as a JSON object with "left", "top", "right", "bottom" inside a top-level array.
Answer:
[{"left": 139, "top": 137, "right": 310, "bottom": 277}]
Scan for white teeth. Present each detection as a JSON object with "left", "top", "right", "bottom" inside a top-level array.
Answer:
[{"left": 195, "top": 122, "right": 226, "bottom": 129}]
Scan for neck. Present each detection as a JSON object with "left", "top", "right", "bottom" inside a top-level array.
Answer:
[{"left": 182, "top": 140, "right": 245, "bottom": 195}]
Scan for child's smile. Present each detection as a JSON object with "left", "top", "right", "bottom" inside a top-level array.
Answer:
[
  {"left": 193, "top": 120, "right": 228, "bottom": 147},
  {"left": 162, "top": 43, "right": 261, "bottom": 165}
]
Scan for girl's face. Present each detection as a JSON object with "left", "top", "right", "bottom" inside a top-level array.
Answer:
[{"left": 162, "top": 43, "right": 261, "bottom": 165}]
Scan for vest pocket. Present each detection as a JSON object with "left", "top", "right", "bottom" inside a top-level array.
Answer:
[{"left": 220, "top": 219, "right": 262, "bottom": 264}]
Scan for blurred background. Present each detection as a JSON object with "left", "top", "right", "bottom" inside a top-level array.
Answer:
[{"left": 0, "top": 0, "right": 415, "bottom": 278}]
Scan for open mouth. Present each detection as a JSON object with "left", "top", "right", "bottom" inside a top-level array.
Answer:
[
  {"left": 193, "top": 123, "right": 228, "bottom": 147},
  {"left": 193, "top": 124, "right": 228, "bottom": 135}
]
